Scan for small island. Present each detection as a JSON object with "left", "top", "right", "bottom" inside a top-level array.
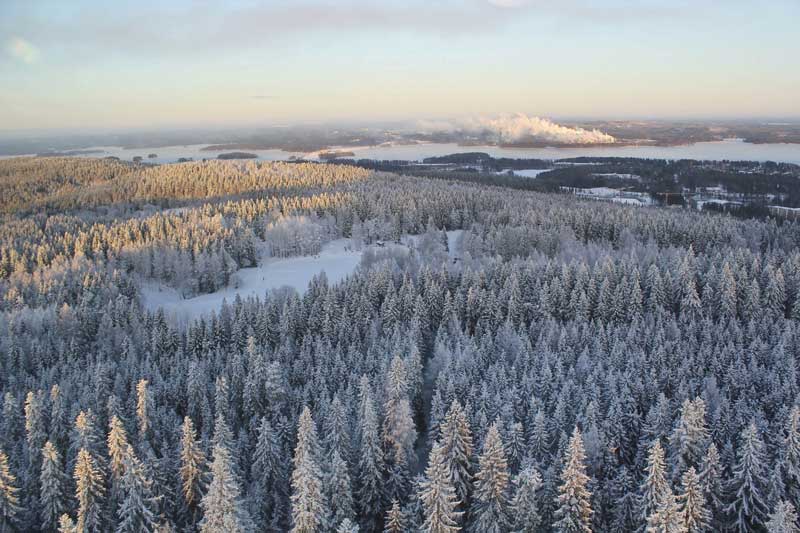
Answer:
[
  {"left": 147, "top": 153, "right": 158, "bottom": 159},
  {"left": 217, "top": 152, "right": 258, "bottom": 160}
]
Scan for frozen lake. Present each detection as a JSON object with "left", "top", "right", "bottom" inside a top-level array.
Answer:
[{"left": 42, "top": 138, "right": 800, "bottom": 165}]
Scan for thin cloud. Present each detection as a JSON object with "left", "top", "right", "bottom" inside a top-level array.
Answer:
[
  {"left": 487, "top": 0, "right": 529, "bottom": 7},
  {"left": 2, "top": 2, "right": 522, "bottom": 57},
  {"left": 1, "top": 0, "right": 707, "bottom": 58},
  {"left": 251, "top": 95, "right": 277, "bottom": 100},
  {"left": 5, "top": 36, "right": 39, "bottom": 64}
]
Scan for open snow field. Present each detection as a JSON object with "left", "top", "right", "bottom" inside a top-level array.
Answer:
[
  {"left": 511, "top": 168, "right": 553, "bottom": 178},
  {"left": 141, "top": 238, "right": 362, "bottom": 322},
  {"left": 142, "top": 231, "right": 463, "bottom": 322}
]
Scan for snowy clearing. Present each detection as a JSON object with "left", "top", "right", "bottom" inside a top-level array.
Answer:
[
  {"left": 141, "top": 238, "right": 362, "bottom": 322},
  {"left": 141, "top": 231, "right": 464, "bottom": 322},
  {"left": 510, "top": 168, "right": 553, "bottom": 178},
  {"left": 696, "top": 198, "right": 743, "bottom": 210},
  {"left": 592, "top": 172, "right": 642, "bottom": 181}
]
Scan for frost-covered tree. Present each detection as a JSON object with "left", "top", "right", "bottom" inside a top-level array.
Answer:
[
  {"left": 326, "top": 450, "right": 356, "bottom": 528},
  {"left": 116, "top": 450, "right": 159, "bottom": 533},
  {"left": 108, "top": 415, "right": 132, "bottom": 485},
  {"left": 438, "top": 400, "right": 474, "bottom": 512},
  {"left": 383, "top": 356, "right": 417, "bottom": 501},
  {"left": 783, "top": 406, "right": 800, "bottom": 506},
  {"left": 251, "top": 416, "right": 286, "bottom": 529},
  {"left": 136, "top": 379, "right": 151, "bottom": 440},
  {"left": 74, "top": 448, "right": 106, "bottom": 533},
  {"left": 179, "top": 416, "right": 208, "bottom": 520},
  {"left": 646, "top": 489, "right": 686, "bottom": 533},
  {"left": 291, "top": 407, "right": 327, "bottom": 533},
  {"left": 669, "top": 399, "right": 709, "bottom": 478},
  {"left": 338, "top": 517, "right": 360, "bottom": 533},
  {"left": 766, "top": 501, "right": 800, "bottom": 533},
  {"left": 510, "top": 465, "right": 542, "bottom": 533},
  {"left": 641, "top": 440, "right": 671, "bottom": 528},
  {"left": 24, "top": 390, "right": 47, "bottom": 459},
  {"left": 40, "top": 440, "right": 68, "bottom": 530},
  {"left": 0, "top": 449, "right": 22, "bottom": 530},
  {"left": 469, "top": 423, "right": 510, "bottom": 533},
  {"left": 59, "top": 513, "right": 77, "bottom": 533},
  {"left": 357, "top": 381, "right": 385, "bottom": 532},
  {"left": 726, "top": 422, "right": 769, "bottom": 533},
  {"left": 420, "top": 441, "right": 462, "bottom": 533},
  {"left": 200, "top": 444, "right": 252, "bottom": 533},
  {"left": 698, "top": 442, "right": 724, "bottom": 526},
  {"left": 677, "top": 467, "right": 710, "bottom": 533},
  {"left": 384, "top": 500, "right": 405, "bottom": 533},
  {"left": 553, "top": 427, "right": 593, "bottom": 533}
]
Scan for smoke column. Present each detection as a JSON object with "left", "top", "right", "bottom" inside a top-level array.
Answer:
[{"left": 417, "top": 113, "right": 616, "bottom": 144}]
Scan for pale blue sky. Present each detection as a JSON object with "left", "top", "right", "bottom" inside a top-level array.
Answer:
[{"left": 1, "top": 0, "right": 798, "bottom": 130}]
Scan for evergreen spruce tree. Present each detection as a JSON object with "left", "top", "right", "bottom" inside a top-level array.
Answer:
[
  {"left": 553, "top": 427, "right": 593, "bottom": 533},
  {"left": 677, "top": 467, "right": 711, "bottom": 533},
  {"left": 58, "top": 513, "right": 77, "bottom": 533},
  {"left": 669, "top": 399, "right": 709, "bottom": 478},
  {"left": 326, "top": 450, "right": 356, "bottom": 528},
  {"left": 698, "top": 442, "right": 724, "bottom": 526},
  {"left": 726, "top": 422, "right": 769, "bottom": 533},
  {"left": 510, "top": 465, "right": 542, "bottom": 533},
  {"left": 384, "top": 500, "right": 405, "bottom": 533},
  {"left": 108, "top": 415, "right": 132, "bottom": 486},
  {"left": 641, "top": 440, "right": 671, "bottom": 528},
  {"left": 783, "top": 406, "right": 800, "bottom": 507},
  {"left": 338, "top": 518, "right": 360, "bottom": 533},
  {"left": 71, "top": 410, "right": 104, "bottom": 468},
  {"left": 766, "top": 501, "right": 800, "bottom": 533},
  {"left": 438, "top": 400, "right": 474, "bottom": 512},
  {"left": 383, "top": 356, "right": 417, "bottom": 502},
  {"left": 40, "top": 440, "right": 68, "bottom": 531},
  {"left": 136, "top": 379, "right": 151, "bottom": 441},
  {"left": 116, "top": 451, "right": 159, "bottom": 533},
  {"left": 645, "top": 489, "right": 686, "bottom": 533},
  {"left": 290, "top": 407, "right": 327, "bottom": 533},
  {"left": 0, "top": 449, "right": 22, "bottom": 531},
  {"left": 419, "top": 442, "right": 462, "bottom": 533},
  {"left": 74, "top": 448, "right": 106, "bottom": 533},
  {"left": 610, "top": 466, "right": 640, "bottom": 533},
  {"left": 251, "top": 416, "right": 286, "bottom": 530},
  {"left": 24, "top": 390, "right": 47, "bottom": 460},
  {"left": 179, "top": 416, "right": 208, "bottom": 524},
  {"left": 469, "top": 423, "right": 510, "bottom": 533},
  {"left": 357, "top": 384, "right": 385, "bottom": 533},
  {"left": 200, "top": 444, "right": 252, "bottom": 533}
]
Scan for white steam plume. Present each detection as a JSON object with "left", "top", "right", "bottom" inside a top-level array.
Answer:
[{"left": 417, "top": 113, "right": 616, "bottom": 145}]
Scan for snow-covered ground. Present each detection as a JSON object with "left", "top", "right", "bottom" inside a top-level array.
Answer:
[
  {"left": 510, "top": 168, "right": 552, "bottom": 178},
  {"left": 575, "top": 187, "right": 620, "bottom": 197},
  {"left": 141, "top": 231, "right": 464, "bottom": 322},
  {"left": 611, "top": 197, "right": 646, "bottom": 206},
  {"left": 141, "top": 238, "right": 363, "bottom": 322},
  {"left": 592, "top": 173, "right": 641, "bottom": 181},
  {"left": 399, "top": 230, "right": 463, "bottom": 259},
  {"left": 562, "top": 186, "right": 654, "bottom": 206},
  {"left": 696, "top": 198, "right": 742, "bottom": 210}
]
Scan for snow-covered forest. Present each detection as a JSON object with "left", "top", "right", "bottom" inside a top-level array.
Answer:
[{"left": 2, "top": 156, "right": 800, "bottom": 532}]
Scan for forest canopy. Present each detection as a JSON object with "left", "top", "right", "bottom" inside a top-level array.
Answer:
[{"left": 0, "top": 156, "right": 799, "bottom": 532}]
